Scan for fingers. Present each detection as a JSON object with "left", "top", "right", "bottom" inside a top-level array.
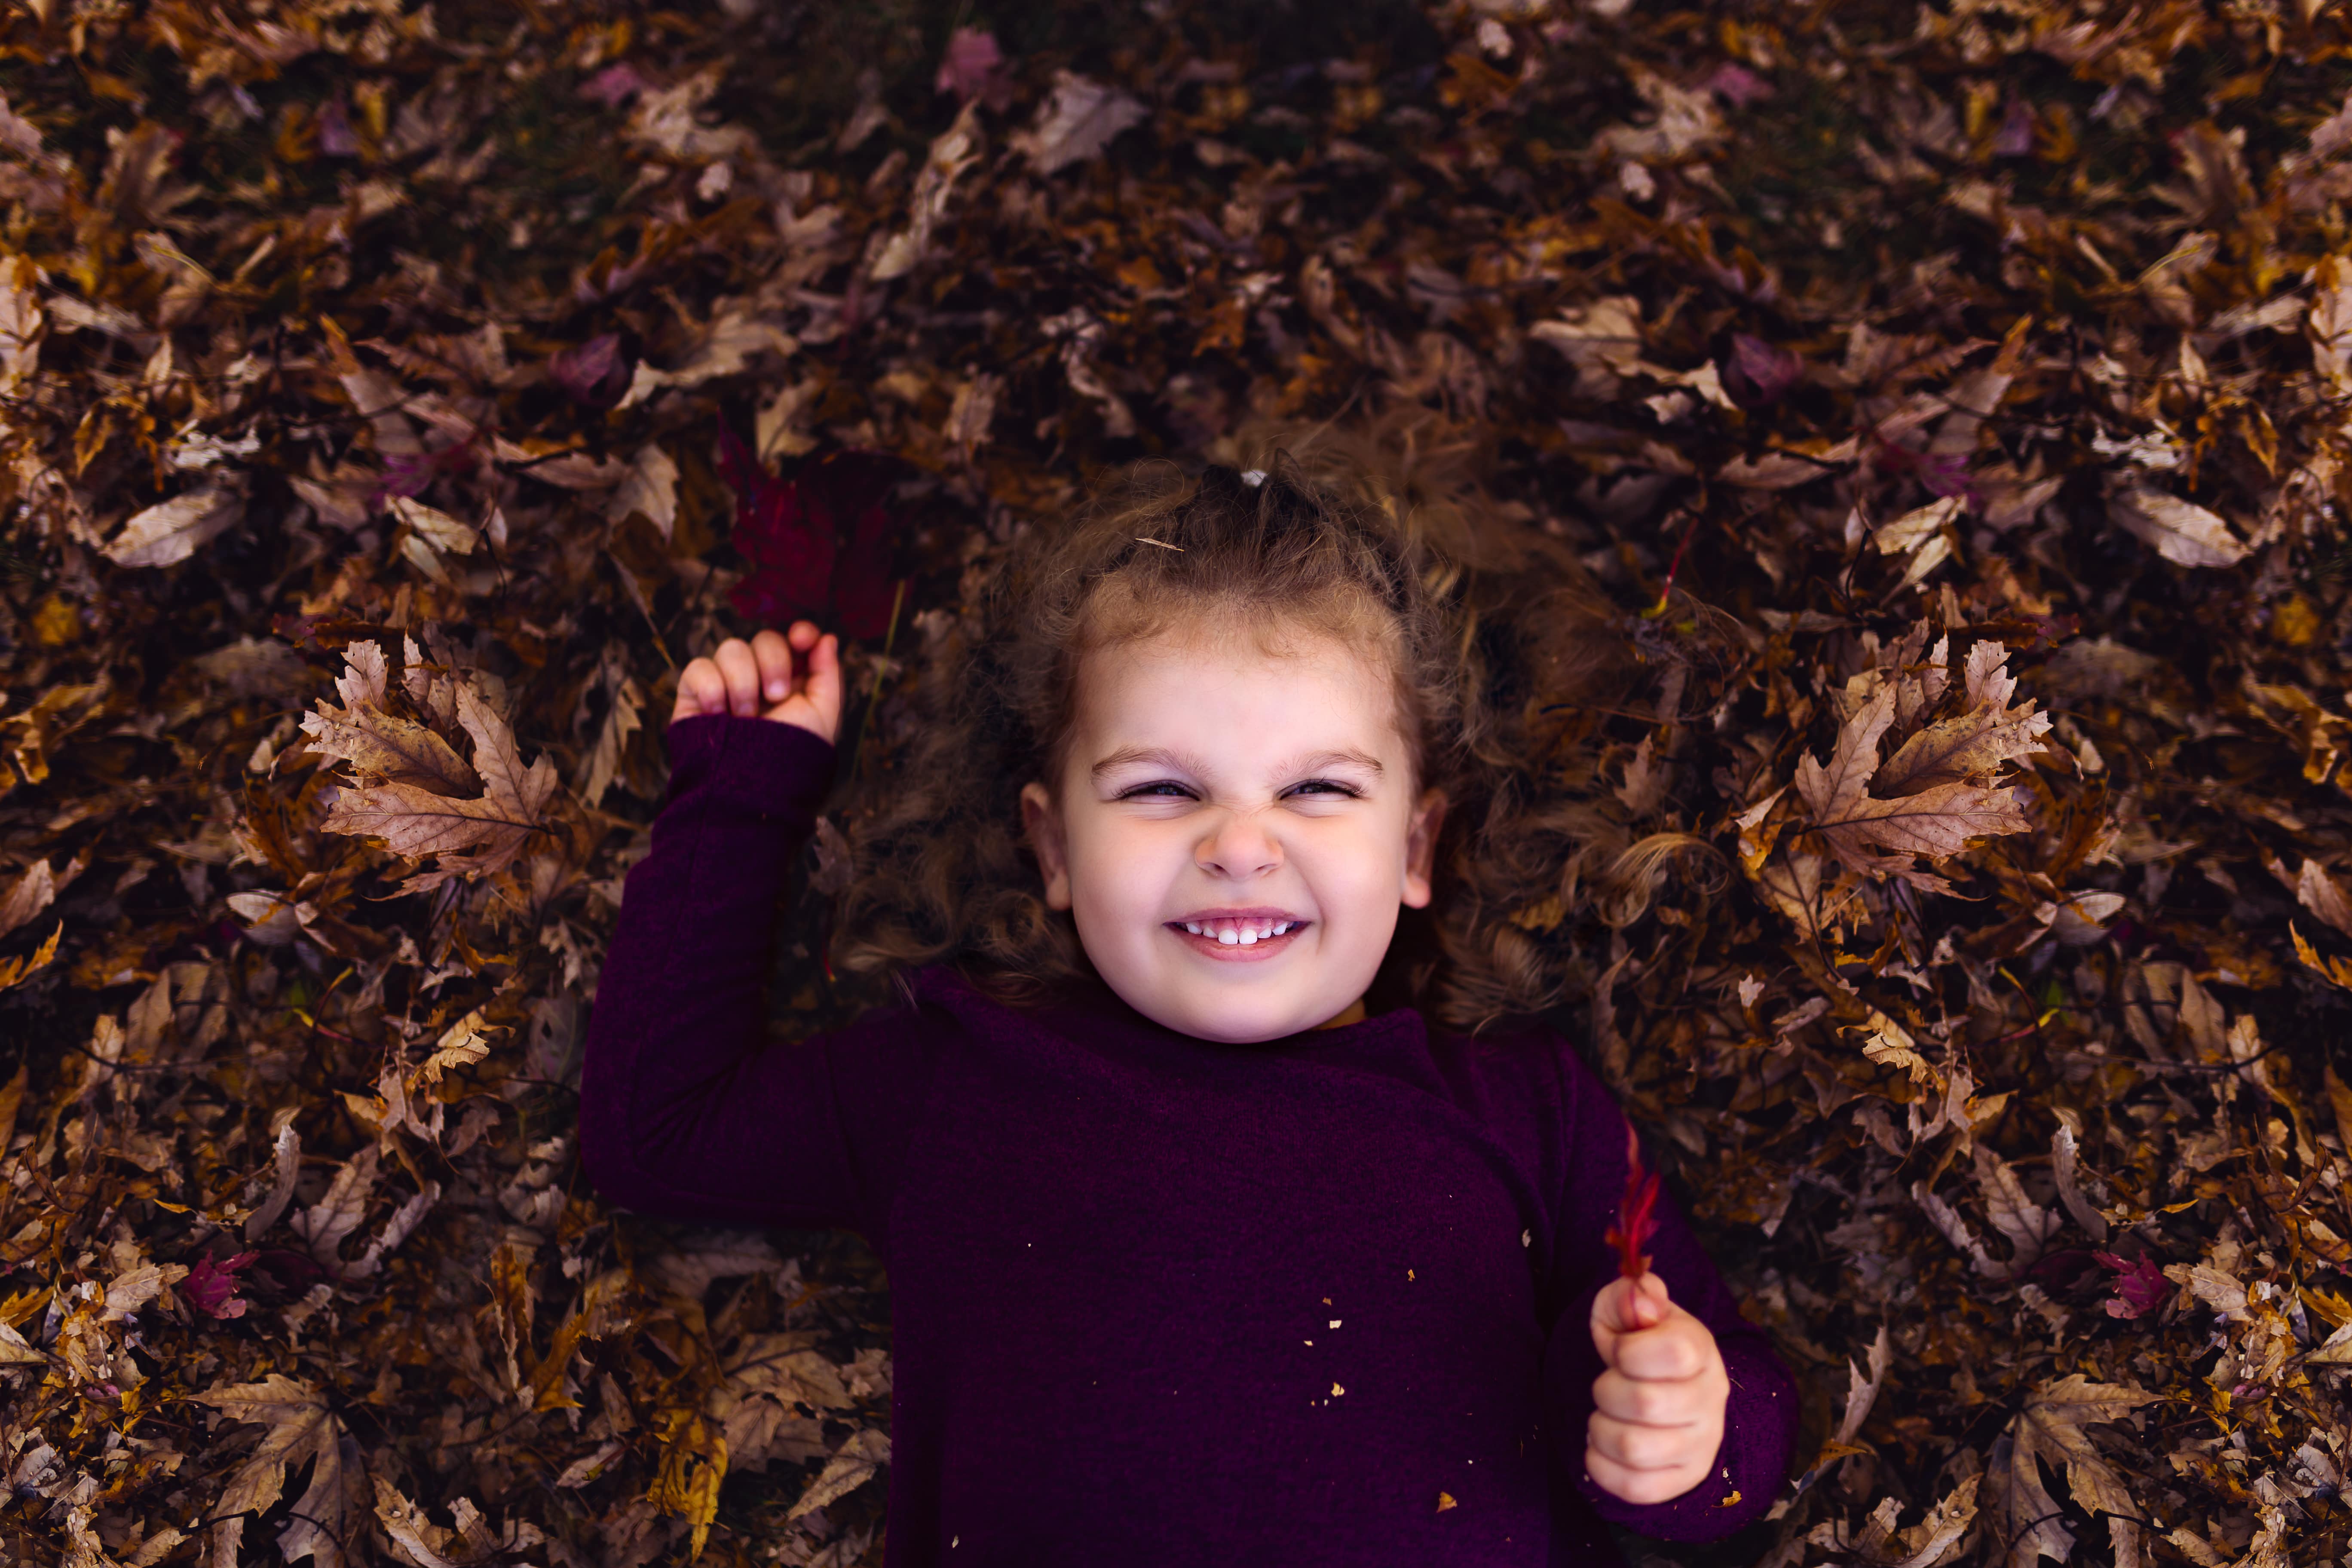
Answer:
[
  {"left": 1583, "top": 1424, "right": 1706, "bottom": 1506},
  {"left": 672, "top": 656, "right": 728, "bottom": 724},
  {"left": 710, "top": 638, "right": 766, "bottom": 717},
  {"left": 751, "top": 628, "right": 795, "bottom": 704},
  {"left": 1591, "top": 1365, "right": 1707, "bottom": 1426},
  {"left": 671, "top": 625, "right": 841, "bottom": 732},
  {"left": 799, "top": 626, "right": 842, "bottom": 735},
  {"left": 1586, "top": 1409, "right": 1702, "bottom": 1473},
  {"left": 1590, "top": 1274, "right": 1675, "bottom": 1362}
]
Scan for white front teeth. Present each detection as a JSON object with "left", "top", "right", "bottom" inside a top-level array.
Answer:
[{"left": 1181, "top": 920, "right": 1295, "bottom": 942}]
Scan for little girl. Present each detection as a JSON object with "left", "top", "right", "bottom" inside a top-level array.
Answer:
[{"left": 579, "top": 433, "right": 1800, "bottom": 1565}]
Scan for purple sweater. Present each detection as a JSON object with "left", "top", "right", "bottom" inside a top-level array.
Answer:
[{"left": 579, "top": 715, "right": 1801, "bottom": 1566}]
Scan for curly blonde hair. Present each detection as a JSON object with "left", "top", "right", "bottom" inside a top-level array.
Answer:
[{"left": 833, "top": 409, "right": 1676, "bottom": 1032}]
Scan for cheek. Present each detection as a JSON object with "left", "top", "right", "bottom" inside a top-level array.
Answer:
[{"left": 1066, "top": 815, "right": 1176, "bottom": 915}]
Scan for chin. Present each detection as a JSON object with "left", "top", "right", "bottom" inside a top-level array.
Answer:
[{"left": 1142, "top": 992, "right": 1333, "bottom": 1046}]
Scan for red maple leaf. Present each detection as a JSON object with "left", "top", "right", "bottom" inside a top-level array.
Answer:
[
  {"left": 185, "top": 1249, "right": 258, "bottom": 1319},
  {"left": 717, "top": 426, "right": 907, "bottom": 639},
  {"left": 1603, "top": 1119, "right": 1661, "bottom": 1280}
]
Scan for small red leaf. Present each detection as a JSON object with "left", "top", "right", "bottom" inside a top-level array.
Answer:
[{"left": 1603, "top": 1119, "right": 1660, "bottom": 1281}]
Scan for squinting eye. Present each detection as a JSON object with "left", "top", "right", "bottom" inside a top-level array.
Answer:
[
  {"left": 1117, "top": 781, "right": 1195, "bottom": 800},
  {"left": 1286, "top": 780, "right": 1362, "bottom": 799}
]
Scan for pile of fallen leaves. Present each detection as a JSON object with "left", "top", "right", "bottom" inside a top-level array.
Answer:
[{"left": 5, "top": 1, "right": 2352, "bottom": 1565}]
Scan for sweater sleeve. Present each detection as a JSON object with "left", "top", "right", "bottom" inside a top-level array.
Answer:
[
  {"left": 576, "top": 714, "right": 937, "bottom": 1254},
  {"left": 1540, "top": 1043, "right": 1801, "bottom": 1540}
]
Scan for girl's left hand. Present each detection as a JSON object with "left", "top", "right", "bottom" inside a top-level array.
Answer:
[
  {"left": 1584, "top": 1271, "right": 1731, "bottom": 1505},
  {"left": 670, "top": 621, "right": 842, "bottom": 743}
]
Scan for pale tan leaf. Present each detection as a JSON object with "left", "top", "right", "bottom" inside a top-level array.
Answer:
[
  {"left": 617, "top": 301, "right": 797, "bottom": 408},
  {"left": 245, "top": 1121, "right": 301, "bottom": 1240},
  {"left": 2105, "top": 481, "right": 2249, "bottom": 567},
  {"left": 1832, "top": 1322, "right": 1892, "bottom": 1444},
  {"left": 1817, "top": 778, "right": 2031, "bottom": 860},
  {"left": 1614, "top": 736, "right": 1667, "bottom": 816},
  {"left": 1794, "top": 683, "right": 1896, "bottom": 824},
  {"left": 1529, "top": 296, "right": 1646, "bottom": 377},
  {"left": 2009, "top": 1374, "right": 2164, "bottom": 1551},
  {"left": 420, "top": 1008, "right": 498, "bottom": 1084},
  {"left": 2297, "top": 858, "right": 2352, "bottom": 938},
  {"left": 1875, "top": 654, "right": 2052, "bottom": 795},
  {"left": 193, "top": 1375, "right": 346, "bottom": 1568},
  {"left": 0, "top": 1319, "right": 45, "bottom": 1365},
  {"left": 726, "top": 1335, "right": 855, "bottom": 1411},
  {"left": 300, "top": 703, "right": 480, "bottom": 794},
  {"left": 871, "top": 100, "right": 983, "bottom": 282},
  {"left": 288, "top": 1144, "right": 378, "bottom": 1271},
  {"left": 0, "top": 251, "right": 40, "bottom": 392},
  {"left": 1009, "top": 71, "right": 1148, "bottom": 175},
  {"left": 1973, "top": 1144, "right": 2061, "bottom": 1263},
  {"left": 389, "top": 495, "right": 478, "bottom": 555},
  {"left": 372, "top": 1478, "right": 462, "bottom": 1568},
  {"left": 99, "top": 1261, "right": 188, "bottom": 1323},
  {"left": 455, "top": 680, "right": 560, "bottom": 825},
  {"left": 787, "top": 1429, "right": 891, "bottom": 1519},
  {"left": 1889, "top": 1475, "right": 1980, "bottom": 1568},
  {"left": 322, "top": 781, "right": 537, "bottom": 859},
  {"left": 338, "top": 639, "right": 389, "bottom": 709},
  {"left": 0, "top": 858, "right": 55, "bottom": 941},
  {"left": 580, "top": 675, "right": 644, "bottom": 810},
  {"left": 1874, "top": 495, "right": 1962, "bottom": 554},
  {"left": 101, "top": 481, "right": 244, "bottom": 568},
  {"left": 604, "top": 443, "right": 680, "bottom": 540}
]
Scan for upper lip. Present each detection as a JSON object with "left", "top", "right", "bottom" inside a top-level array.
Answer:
[{"left": 1169, "top": 907, "right": 1307, "bottom": 923}]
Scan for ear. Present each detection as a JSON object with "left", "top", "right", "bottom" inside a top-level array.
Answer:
[
  {"left": 1401, "top": 786, "right": 1447, "bottom": 909},
  {"left": 1020, "top": 781, "right": 1073, "bottom": 910}
]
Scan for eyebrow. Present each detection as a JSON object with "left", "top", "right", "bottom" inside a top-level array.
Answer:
[{"left": 1089, "top": 746, "right": 1384, "bottom": 780}]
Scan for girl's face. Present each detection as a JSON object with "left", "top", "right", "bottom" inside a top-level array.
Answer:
[{"left": 1020, "top": 621, "right": 1445, "bottom": 1044}]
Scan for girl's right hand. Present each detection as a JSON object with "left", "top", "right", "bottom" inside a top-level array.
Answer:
[{"left": 671, "top": 622, "right": 842, "bottom": 744}]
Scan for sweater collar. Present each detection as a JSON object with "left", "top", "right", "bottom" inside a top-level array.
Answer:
[{"left": 914, "top": 965, "right": 1427, "bottom": 1056}]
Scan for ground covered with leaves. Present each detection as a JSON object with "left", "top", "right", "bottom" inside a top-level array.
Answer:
[{"left": 5, "top": 1, "right": 2352, "bottom": 1565}]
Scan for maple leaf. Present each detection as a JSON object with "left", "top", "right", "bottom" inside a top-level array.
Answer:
[
  {"left": 193, "top": 1374, "right": 355, "bottom": 1568},
  {"left": 935, "top": 27, "right": 1014, "bottom": 110},
  {"left": 719, "top": 430, "right": 908, "bottom": 638},
  {"left": 299, "top": 642, "right": 482, "bottom": 796},
  {"left": 312, "top": 653, "right": 558, "bottom": 894},
  {"left": 1991, "top": 1375, "right": 2161, "bottom": 1568},
  {"left": 184, "top": 1250, "right": 257, "bottom": 1319},
  {"left": 1794, "top": 640, "right": 2050, "bottom": 885},
  {"left": 2094, "top": 1250, "right": 2168, "bottom": 1318}
]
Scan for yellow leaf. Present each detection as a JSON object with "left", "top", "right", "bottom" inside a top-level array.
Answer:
[
  {"left": 0, "top": 919, "right": 62, "bottom": 993},
  {"left": 649, "top": 1410, "right": 729, "bottom": 1559}
]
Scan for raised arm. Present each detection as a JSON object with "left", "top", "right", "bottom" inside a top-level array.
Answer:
[
  {"left": 578, "top": 629, "right": 937, "bottom": 1248},
  {"left": 1541, "top": 1047, "right": 1803, "bottom": 1539}
]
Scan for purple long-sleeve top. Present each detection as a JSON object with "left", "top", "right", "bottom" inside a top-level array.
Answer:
[{"left": 578, "top": 715, "right": 1801, "bottom": 1566}]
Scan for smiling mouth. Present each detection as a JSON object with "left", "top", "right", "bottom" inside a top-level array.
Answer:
[{"left": 1167, "top": 916, "right": 1309, "bottom": 959}]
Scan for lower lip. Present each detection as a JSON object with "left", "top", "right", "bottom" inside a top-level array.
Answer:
[{"left": 1169, "top": 924, "right": 1307, "bottom": 962}]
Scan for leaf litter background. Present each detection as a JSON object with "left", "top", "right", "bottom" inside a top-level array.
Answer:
[{"left": 7, "top": 1, "right": 2352, "bottom": 1565}]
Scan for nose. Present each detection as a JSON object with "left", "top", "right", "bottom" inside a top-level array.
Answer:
[{"left": 1194, "top": 808, "right": 1282, "bottom": 881}]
